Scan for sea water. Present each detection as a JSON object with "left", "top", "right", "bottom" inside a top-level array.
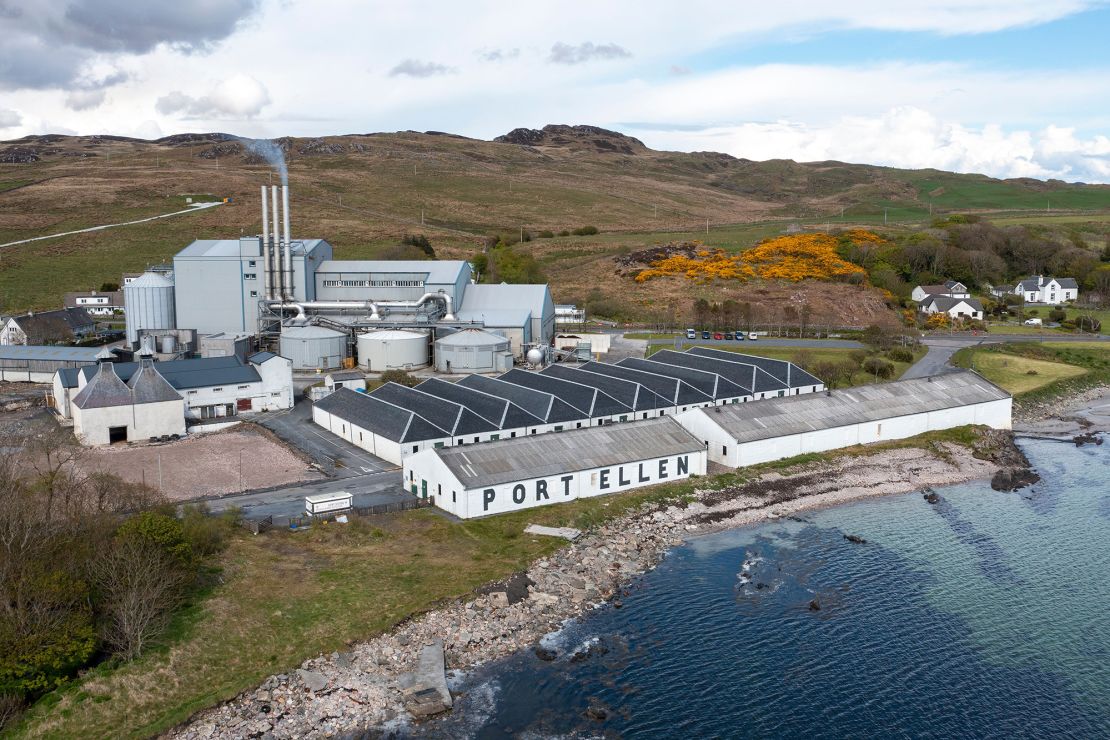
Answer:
[{"left": 415, "top": 438, "right": 1110, "bottom": 739}]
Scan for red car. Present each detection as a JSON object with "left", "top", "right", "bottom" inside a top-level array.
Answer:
[{"left": 713, "top": 332, "right": 724, "bottom": 340}]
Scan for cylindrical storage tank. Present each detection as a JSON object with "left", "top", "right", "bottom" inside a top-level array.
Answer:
[
  {"left": 140, "top": 334, "right": 156, "bottom": 354},
  {"left": 124, "top": 272, "right": 175, "bottom": 347},
  {"left": 279, "top": 325, "right": 348, "bottom": 370},
  {"left": 434, "top": 328, "right": 512, "bottom": 374},
  {"left": 160, "top": 335, "right": 176, "bottom": 354},
  {"left": 356, "top": 329, "right": 429, "bottom": 371}
]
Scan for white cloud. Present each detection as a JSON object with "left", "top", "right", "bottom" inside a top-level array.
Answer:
[
  {"left": 0, "top": 109, "right": 22, "bottom": 128},
  {"left": 65, "top": 88, "right": 106, "bottom": 111},
  {"left": 637, "top": 107, "right": 1110, "bottom": 182},
  {"left": 156, "top": 74, "right": 271, "bottom": 118}
]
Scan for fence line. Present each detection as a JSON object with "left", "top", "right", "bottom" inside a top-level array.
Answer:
[{"left": 285, "top": 496, "right": 435, "bottom": 529}]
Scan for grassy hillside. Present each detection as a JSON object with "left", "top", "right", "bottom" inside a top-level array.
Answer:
[{"left": 2, "top": 127, "right": 1109, "bottom": 320}]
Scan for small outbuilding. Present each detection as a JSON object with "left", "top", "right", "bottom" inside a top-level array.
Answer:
[
  {"left": 674, "top": 371, "right": 1011, "bottom": 468},
  {"left": 324, "top": 370, "right": 366, "bottom": 393},
  {"left": 402, "top": 417, "right": 707, "bottom": 518}
]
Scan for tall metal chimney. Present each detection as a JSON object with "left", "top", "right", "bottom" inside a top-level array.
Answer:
[
  {"left": 282, "top": 185, "right": 293, "bottom": 300},
  {"left": 260, "top": 185, "right": 272, "bottom": 300},
  {"left": 270, "top": 186, "right": 282, "bottom": 299}
]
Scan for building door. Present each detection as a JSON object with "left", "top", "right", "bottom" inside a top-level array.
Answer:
[
  {"left": 236, "top": 398, "right": 252, "bottom": 412},
  {"left": 421, "top": 480, "right": 428, "bottom": 499},
  {"left": 410, "top": 482, "right": 418, "bottom": 496},
  {"left": 108, "top": 426, "right": 127, "bottom": 444}
]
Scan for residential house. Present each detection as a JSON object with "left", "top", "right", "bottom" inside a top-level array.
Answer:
[
  {"left": 64, "top": 290, "right": 124, "bottom": 316},
  {"left": 911, "top": 280, "right": 971, "bottom": 302},
  {"left": 919, "top": 294, "right": 984, "bottom": 321},
  {"left": 0, "top": 308, "right": 96, "bottom": 346},
  {"left": 1009, "top": 275, "right": 1079, "bottom": 304}
]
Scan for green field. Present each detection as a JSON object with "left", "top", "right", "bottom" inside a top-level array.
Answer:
[
  {"left": 966, "top": 352, "right": 1087, "bottom": 394},
  {"left": 952, "top": 341, "right": 1110, "bottom": 401}
]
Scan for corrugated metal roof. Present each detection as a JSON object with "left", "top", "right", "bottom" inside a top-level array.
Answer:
[
  {"left": 435, "top": 328, "right": 510, "bottom": 348},
  {"left": 315, "top": 259, "right": 468, "bottom": 284},
  {"left": 459, "top": 284, "right": 552, "bottom": 316},
  {"left": 0, "top": 345, "right": 105, "bottom": 362},
  {"left": 454, "top": 308, "right": 532, "bottom": 328},
  {"left": 178, "top": 238, "right": 327, "bottom": 258},
  {"left": 126, "top": 272, "right": 173, "bottom": 288},
  {"left": 695, "top": 371, "right": 1009, "bottom": 443},
  {"left": 435, "top": 417, "right": 705, "bottom": 489}
]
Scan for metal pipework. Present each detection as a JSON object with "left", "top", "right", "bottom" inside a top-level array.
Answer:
[
  {"left": 265, "top": 292, "right": 455, "bottom": 323},
  {"left": 282, "top": 185, "right": 293, "bottom": 300},
  {"left": 260, "top": 185, "right": 273, "bottom": 300},
  {"left": 374, "top": 292, "right": 455, "bottom": 321},
  {"left": 270, "top": 186, "right": 282, "bottom": 299}
]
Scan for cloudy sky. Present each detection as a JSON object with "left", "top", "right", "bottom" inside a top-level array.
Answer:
[{"left": 2, "top": 0, "right": 1110, "bottom": 181}]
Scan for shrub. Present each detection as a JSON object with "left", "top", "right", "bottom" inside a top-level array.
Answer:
[
  {"left": 571, "top": 225, "right": 599, "bottom": 236},
  {"left": 1049, "top": 308, "right": 1067, "bottom": 322},
  {"left": 862, "top": 357, "right": 896, "bottom": 379},
  {"left": 115, "top": 512, "right": 193, "bottom": 567},
  {"left": 180, "top": 504, "right": 232, "bottom": 558},
  {"left": 537, "top": 230, "right": 555, "bottom": 239},
  {"left": 1076, "top": 315, "right": 1102, "bottom": 332},
  {"left": 887, "top": 347, "right": 915, "bottom": 363},
  {"left": 558, "top": 229, "right": 570, "bottom": 237},
  {"left": 379, "top": 369, "right": 420, "bottom": 387},
  {"left": 400, "top": 233, "right": 435, "bottom": 258}
]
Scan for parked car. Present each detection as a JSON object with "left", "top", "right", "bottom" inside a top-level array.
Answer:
[
  {"left": 748, "top": 333, "right": 759, "bottom": 340},
  {"left": 713, "top": 332, "right": 724, "bottom": 340},
  {"left": 686, "top": 328, "right": 697, "bottom": 339},
  {"left": 735, "top": 330, "right": 746, "bottom": 338},
  {"left": 1023, "top": 318, "right": 1043, "bottom": 326},
  {"left": 702, "top": 330, "right": 711, "bottom": 340},
  {"left": 723, "top": 332, "right": 734, "bottom": 340}
]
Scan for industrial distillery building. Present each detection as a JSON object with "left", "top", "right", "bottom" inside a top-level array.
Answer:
[
  {"left": 155, "top": 185, "right": 555, "bottom": 370},
  {"left": 53, "top": 352, "right": 292, "bottom": 424},
  {"left": 69, "top": 360, "right": 186, "bottom": 445},
  {"left": 0, "top": 344, "right": 114, "bottom": 383},
  {"left": 402, "top": 417, "right": 707, "bottom": 518},
  {"left": 675, "top": 371, "right": 1011, "bottom": 468}
]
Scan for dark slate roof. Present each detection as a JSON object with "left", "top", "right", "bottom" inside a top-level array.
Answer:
[
  {"left": 72, "top": 363, "right": 134, "bottom": 409},
  {"left": 1056, "top": 277, "right": 1079, "bottom": 289},
  {"left": 540, "top": 364, "right": 669, "bottom": 412},
  {"left": 369, "top": 382, "right": 497, "bottom": 437},
  {"left": 457, "top": 374, "right": 586, "bottom": 424},
  {"left": 922, "top": 295, "right": 984, "bottom": 313},
  {"left": 648, "top": 350, "right": 771, "bottom": 394},
  {"left": 498, "top": 368, "right": 630, "bottom": 418},
  {"left": 315, "top": 387, "right": 450, "bottom": 443},
  {"left": 60, "top": 355, "right": 261, "bottom": 390},
  {"left": 249, "top": 351, "right": 278, "bottom": 363},
  {"left": 8, "top": 308, "right": 95, "bottom": 342},
  {"left": 576, "top": 361, "right": 712, "bottom": 406},
  {"left": 126, "top": 362, "right": 182, "bottom": 404},
  {"left": 685, "top": 347, "right": 823, "bottom": 389},
  {"left": 1017, "top": 277, "right": 1041, "bottom": 291},
  {"left": 326, "top": 370, "right": 364, "bottom": 381},
  {"left": 917, "top": 284, "right": 949, "bottom": 295},
  {"left": 617, "top": 357, "right": 747, "bottom": 401},
  {"left": 415, "top": 377, "right": 544, "bottom": 430}
]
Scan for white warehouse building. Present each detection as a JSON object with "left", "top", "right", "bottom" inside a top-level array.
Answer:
[
  {"left": 674, "top": 371, "right": 1011, "bottom": 468},
  {"left": 403, "top": 417, "right": 707, "bottom": 518}
]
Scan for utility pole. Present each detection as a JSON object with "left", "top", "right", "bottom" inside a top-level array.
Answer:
[
  {"left": 654, "top": 204, "right": 657, "bottom": 219},
  {"left": 884, "top": 208, "right": 888, "bottom": 225},
  {"left": 158, "top": 453, "right": 163, "bottom": 490},
  {"left": 239, "top": 450, "right": 244, "bottom": 492},
  {"left": 420, "top": 208, "right": 424, "bottom": 225},
  {"left": 706, "top": 217, "right": 709, "bottom": 235},
  {"left": 520, "top": 225, "right": 524, "bottom": 243}
]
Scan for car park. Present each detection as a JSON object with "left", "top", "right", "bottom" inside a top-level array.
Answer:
[
  {"left": 702, "top": 331, "right": 711, "bottom": 339},
  {"left": 748, "top": 333, "right": 759, "bottom": 340},
  {"left": 723, "top": 332, "right": 734, "bottom": 340},
  {"left": 686, "top": 329, "right": 697, "bottom": 339},
  {"left": 713, "top": 332, "right": 724, "bottom": 340}
]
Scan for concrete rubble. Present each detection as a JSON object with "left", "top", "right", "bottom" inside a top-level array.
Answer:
[{"left": 172, "top": 439, "right": 1013, "bottom": 739}]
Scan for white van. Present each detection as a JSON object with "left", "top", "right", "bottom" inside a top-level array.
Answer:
[{"left": 1023, "top": 318, "right": 1043, "bottom": 326}]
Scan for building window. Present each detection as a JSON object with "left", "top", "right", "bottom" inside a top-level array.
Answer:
[
  {"left": 510, "top": 432, "right": 516, "bottom": 438},
  {"left": 249, "top": 290, "right": 259, "bottom": 298},
  {"left": 576, "top": 422, "right": 582, "bottom": 429},
  {"left": 490, "top": 434, "right": 499, "bottom": 441},
  {"left": 244, "top": 273, "right": 257, "bottom": 280},
  {"left": 530, "top": 429, "right": 537, "bottom": 435},
  {"left": 434, "top": 441, "right": 444, "bottom": 448},
  {"left": 323, "top": 279, "right": 341, "bottom": 287},
  {"left": 473, "top": 437, "right": 479, "bottom": 443},
  {"left": 554, "top": 425, "right": 563, "bottom": 432},
  {"left": 412, "top": 445, "right": 418, "bottom": 453},
  {"left": 722, "top": 445, "right": 727, "bottom": 456}
]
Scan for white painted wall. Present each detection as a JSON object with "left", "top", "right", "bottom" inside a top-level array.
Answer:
[
  {"left": 72, "top": 399, "right": 186, "bottom": 445},
  {"left": 677, "top": 397, "right": 1012, "bottom": 468},
  {"left": 404, "top": 449, "right": 708, "bottom": 519},
  {"left": 0, "top": 368, "right": 54, "bottom": 383}
]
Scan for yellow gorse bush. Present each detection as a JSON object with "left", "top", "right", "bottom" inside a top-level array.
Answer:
[{"left": 634, "top": 232, "right": 874, "bottom": 284}]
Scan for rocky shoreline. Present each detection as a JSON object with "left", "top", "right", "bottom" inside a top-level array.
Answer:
[{"left": 173, "top": 433, "right": 1023, "bottom": 740}]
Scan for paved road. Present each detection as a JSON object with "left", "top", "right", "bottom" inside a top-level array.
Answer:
[
  {"left": 205, "top": 469, "right": 405, "bottom": 522},
  {"left": 904, "top": 333, "right": 1110, "bottom": 379},
  {"left": 255, "top": 396, "right": 394, "bottom": 477},
  {"left": 665, "top": 337, "right": 865, "bottom": 350}
]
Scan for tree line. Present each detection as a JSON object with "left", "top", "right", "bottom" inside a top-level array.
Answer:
[{"left": 0, "top": 429, "right": 233, "bottom": 730}]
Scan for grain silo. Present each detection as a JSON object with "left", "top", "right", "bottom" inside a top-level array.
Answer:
[
  {"left": 356, "top": 329, "right": 429, "bottom": 371},
  {"left": 124, "top": 271, "right": 176, "bottom": 347},
  {"left": 279, "top": 325, "right": 347, "bottom": 370},
  {"left": 434, "top": 328, "right": 513, "bottom": 374}
]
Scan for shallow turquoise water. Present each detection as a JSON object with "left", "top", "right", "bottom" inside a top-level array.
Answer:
[{"left": 417, "top": 438, "right": 1110, "bottom": 739}]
